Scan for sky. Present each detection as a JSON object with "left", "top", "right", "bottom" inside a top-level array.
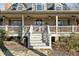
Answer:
[{"left": 0, "top": 3, "right": 4, "bottom": 10}]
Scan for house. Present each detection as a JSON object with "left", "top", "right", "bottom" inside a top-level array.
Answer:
[{"left": 0, "top": 3, "right": 79, "bottom": 48}]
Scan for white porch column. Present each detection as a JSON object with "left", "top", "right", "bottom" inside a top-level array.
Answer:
[
  {"left": 56, "top": 15, "right": 58, "bottom": 33},
  {"left": 22, "top": 14, "right": 24, "bottom": 38},
  {"left": 72, "top": 25, "right": 75, "bottom": 32},
  {"left": 5, "top": 25, "right": 8, "bottom": 31},
  {"left": 55, "top": 15, "right": 59, "bottom": 41},
  {"left": 72, "top": 16, "right": 77, "bottom": 32}
]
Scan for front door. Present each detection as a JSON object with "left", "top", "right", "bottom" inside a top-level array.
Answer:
[{"left": 34, "top": 19, "right": 44, "bottom": 32}]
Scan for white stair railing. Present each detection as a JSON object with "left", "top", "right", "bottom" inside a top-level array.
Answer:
[
  {"left": 47, "top": 25, "right": 50, "bottom": 34},
  {"left": 42, "top": 25, "right": 49, "bottom": 46},
  {"left": 72, "top": 25, "right": 75, "bottom": 32},
  {"left": 30, "top": 25, "right": 33, "bottom": 34},
  {"left": 47, "top": 25, "right": 51, "bottom": 46}
]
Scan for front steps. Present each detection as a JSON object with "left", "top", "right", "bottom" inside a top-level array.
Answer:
[{"left": 28, "top": 33, "right": 50, "bottom": 48}]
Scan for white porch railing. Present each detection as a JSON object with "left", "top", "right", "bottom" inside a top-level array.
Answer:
[
  {"left": 49, "top": 26, "right": 79, "bottom": 33},
  {"left": 0, "top": 25, "right": 79, "bottom": 36},
  {"left": 49, "top": 26, "right": 56, "bottom": 33},
  {"left": 0, "top": 26, "right": 21, "bottom": 36},
  {"left": 8, "top": 26, "right": 21, "bottom": 34},
  {"left": 0, "top": 26, "right": 6, "bottom": 30}
]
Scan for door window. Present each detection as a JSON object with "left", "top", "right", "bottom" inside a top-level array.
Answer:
[{"left": 34, "top": 20, "right": 44, "bottom": 26}]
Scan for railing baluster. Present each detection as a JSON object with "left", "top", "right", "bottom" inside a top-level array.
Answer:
[
  {"left": 47, "top": 25, "right": 50, "bottom": 34},
  {"left": 72, "top": 25, "right": 75, "bottom": 32},
  {"left": 5, "top": 25, "right": 8, "bottom": 31},
  {"left": 0, "top": 25, "right": 79, "bottom": 36}
]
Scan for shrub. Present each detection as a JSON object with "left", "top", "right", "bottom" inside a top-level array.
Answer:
[
  {"left": 54, "top": 33, "right": 79, "bottom": 52},
  {"left": 0, "top": 29, "right": 6, "bottom": 46}
]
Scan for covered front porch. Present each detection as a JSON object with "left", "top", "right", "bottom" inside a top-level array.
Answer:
[
  {"left": 0, "top": 11, "right": 79, "bottom": 36},
  {"left": 0, "top": 10, "right": 79, "bottom": 48}
]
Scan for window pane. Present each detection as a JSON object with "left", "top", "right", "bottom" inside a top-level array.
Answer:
[
  {"left": 58, "top": 20, "right": 68, "bottom": 26},
  {"left": 47, "top": 3, "right": 54, "bottom": 10},
  {"left": 12, "top": 3, "right": 18, "bottom": 10},
  {"left": 17, "top": 4, "right": 25, "bottom": 10},
  {"left": 10, "top": 20, "right": 21, "bottom": 26},
  {"left": 55, "top": 3, "right": 63, "bottom": 10},
  {"left": 58, "top": 20, "right": 62, "bottom": 26},
  {"left": 37, "top": 5, "right": 42, "bottom": 10},
  {"left": 35, "top": 20, "right": 44, "bottom": 26},
  {"left": 35, "top": 4, "right": 44, "bottom": 10},
  {"left": 26, "top": 3, "right": 32, "bottom": 10}
]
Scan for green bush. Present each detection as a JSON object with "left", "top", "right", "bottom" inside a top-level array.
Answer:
[{"left": 0, "top": 29, "right": 6, "bottom": 46}]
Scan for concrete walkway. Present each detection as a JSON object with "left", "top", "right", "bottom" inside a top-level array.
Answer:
[
  {"left": 0, "top": 49, "right": 5, "bottom": 56},
  {"left": 0, "top": 41, "right": 48, "bottom": 56},
  {"left": 0, "top": 41, "right": 76, "bottom": 56}
]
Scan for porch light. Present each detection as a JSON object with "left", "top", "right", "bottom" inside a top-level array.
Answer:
[
  {"left": 48, "top": 16, "right": 52, "bottom": 19},
  {"left": 72, "top": 16, "right": 76, "bottom": 20},
  {"left": 0, "top": 15, "right": 6, "bottom": 19},
  {"left": 2, "top": 16, "right": 8, "bottom": 20},
  {"left": 2, "top": 16, "right": 5, "bottom": 18},
  {"left": 26, "top": 16, "right": 32, "bottom": 20}
]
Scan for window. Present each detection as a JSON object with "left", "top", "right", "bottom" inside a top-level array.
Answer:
[
  {"left": 9, "top": 20, "right": 21, "bottom": 26},
  {"left": 55, "top": 3, "right": 63, "bottom": 10},
  {"left": 35, "top": 4, "right": 44, "bottom": 11},
  {"left": 47, "top": 3, "right": 54, "bottom": 10},
  {"left": 58, "top": 20, "right": 68, "bottom": 26},
  {"left": 56, "top": 7, "right": 62, "bottom": 10},
  {"left": 34, "top": 20, "right": 44, "bottom": 26},
  {"left": 17, "top": 4, "right": 26, "bottom": 10},
  {"left": 26, "top": 3, "right": 32, "bottom": 10},
  {"left": 58, "top": 20, "right": 62, "bottom": 26},
  {"left": 12, "top": 3, "right": 18, "bottom": 10}
]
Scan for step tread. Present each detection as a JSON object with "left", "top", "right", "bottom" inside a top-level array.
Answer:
[
  {"left": 30, "top": 39, "right": 42, "bottom": 41},
  {"left": 30, "top": 43, "right": 46, "bottom": 46},
  {"left": 29, "top": 45, "right": 48, "bottom": 47}
]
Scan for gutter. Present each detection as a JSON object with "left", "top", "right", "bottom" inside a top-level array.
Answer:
[{"left": 0, "top": 10, "right": 79, "bottom": 14}]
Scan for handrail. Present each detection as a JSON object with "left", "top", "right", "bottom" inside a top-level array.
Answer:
[
  {"left": 42, "top": 25, "right": 49, "bottom": 46},
  {"left": 0, "top": 25, "right": 78, "bottom": 27}
]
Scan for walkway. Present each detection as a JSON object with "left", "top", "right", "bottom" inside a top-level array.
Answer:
[
  {"left": 0, "top": 41, "right": 48, "bottom": 56},
  {"left": 0, "top": 41, "right": 78, "bottom": 56}
]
